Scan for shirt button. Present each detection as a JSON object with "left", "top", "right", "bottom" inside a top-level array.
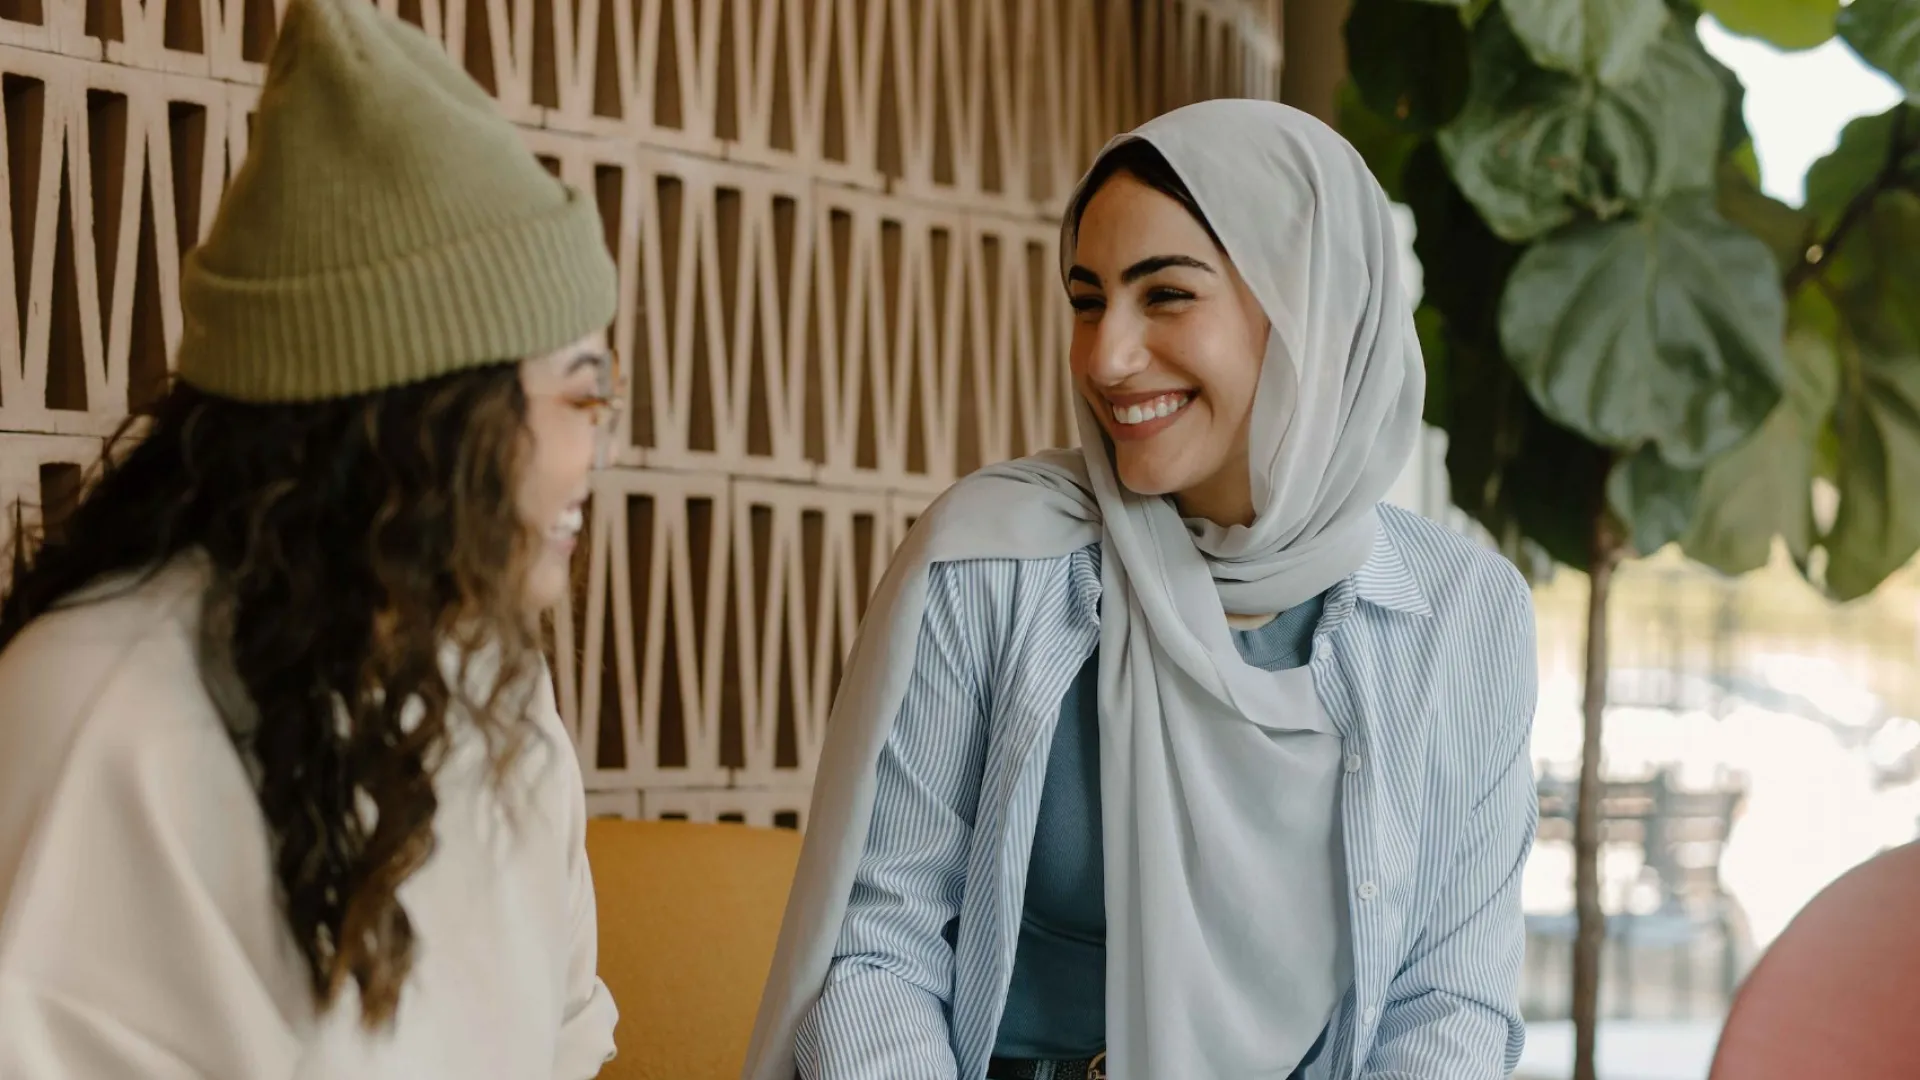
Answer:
[
  {"left": 1344, "top": 753, "right": 1362, "bottom": 773},
  {"left": 1358, "top": 881, "right": 1379, "bottom": 901},
  {"left": 1363, "top": 1006, "right": 1379, "bottom": 1025}
]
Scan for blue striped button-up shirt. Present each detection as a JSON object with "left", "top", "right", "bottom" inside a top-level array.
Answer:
[{"left": 794, "top": 505, "right": 1540, "bottom": 1080}]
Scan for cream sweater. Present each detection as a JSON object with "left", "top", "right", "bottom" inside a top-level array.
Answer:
[{"left": 0, "top": 559, "right": 617, "bottom": 1079}]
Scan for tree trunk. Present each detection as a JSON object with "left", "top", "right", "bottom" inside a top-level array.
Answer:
[{"left": 1572, "top": 520, "right": 1622, "bottom": 1080}]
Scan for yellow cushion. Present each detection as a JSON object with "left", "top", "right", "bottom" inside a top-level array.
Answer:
[{"left": 585, "top": 819, "right": 803, "bottom": 1080}]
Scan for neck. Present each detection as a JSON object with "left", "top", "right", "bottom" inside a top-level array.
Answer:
[{"left": 1173, "top": 462, "right": 1256, "bottom": 528}]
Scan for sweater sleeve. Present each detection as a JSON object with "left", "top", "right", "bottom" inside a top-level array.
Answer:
[
  {"left": 0, "top": 978, "right": 224, "bottom": 1080},
  {"left": 0, "top": 633, "right": 308, "bottom": 1080},
  {"left": 532, "top": 668, "right": 619, "bottom": 1080}
]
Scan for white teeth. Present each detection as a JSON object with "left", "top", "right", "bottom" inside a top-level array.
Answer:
[
  {"left": 1111, "top": 392, "right": 1192, "bottom": 426},
  {"left": 551, "top": 506, "right": 584, "bottom": 537}
]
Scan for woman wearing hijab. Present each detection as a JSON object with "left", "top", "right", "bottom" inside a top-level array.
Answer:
[
  {"left": 0, "top": 0, "right": 620, "bottom": 1076},
  {"left": 742, "top": 100, "right": 1539, "bottom": 1080}
]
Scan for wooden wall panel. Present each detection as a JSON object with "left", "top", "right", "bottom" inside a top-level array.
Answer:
[
  {"left": 0, "top": 0, "right": 1284, "bottom": 821},
  {"left": 0, "top": 431, "right": 97, "bottom": 574}
]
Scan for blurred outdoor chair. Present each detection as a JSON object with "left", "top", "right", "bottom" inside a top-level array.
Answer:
[
  {"left": 585, "top": 818, "right": 803, "bottom": 1080},
  {"left": 1524, "top": 767, "right": 1747, "bottom": 1019},
  {"left": 1709, "top": 840, "right": 1920, "bottom": 1079}
]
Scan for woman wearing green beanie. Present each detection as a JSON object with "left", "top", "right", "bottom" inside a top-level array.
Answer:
[{"left": 0, "top": 0, "right": 621, "bottom": 1076}]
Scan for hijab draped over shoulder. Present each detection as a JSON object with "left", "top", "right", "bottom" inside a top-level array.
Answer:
[{"left": 743, "top": 99, "right": 1425, "bottom": 1080}]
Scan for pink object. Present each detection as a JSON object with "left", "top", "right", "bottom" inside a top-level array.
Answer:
[{"left": 1709, "top": 840, "right": 1920, "bottom": 1079}]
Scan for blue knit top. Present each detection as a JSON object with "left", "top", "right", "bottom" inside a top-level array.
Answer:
[{"left": 992, "top": 593, "right": 1328, "bottom": 1058}]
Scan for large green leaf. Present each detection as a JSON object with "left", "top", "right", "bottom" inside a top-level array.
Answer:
[
  {"left": 1700, "top": 0, "right": 1839, "bottom": 50},
  {"left": 1803, "top": 105, "right": 1920, "bottom": 234},
  {"left": 1436, "top": 18, "right": 1585, "bottom": 240},
  {"left": 1692, "top": 20, "right": 1756, "bottom": 158},
  {"left": 1440, "top": 332, "right": 1612, "bottom": 570},
  {"left": 1439, "top": 14, "right": 1725, "bottom": 241},
  {"left": 1498, "top": 193, "right": 1787, "bottom": 465},
  {"left": 1837, "top": 0, "right": 1920, "bottom": 97},
  {"left": 1730, "top": 141, "right": 1763, "bottom": 188},
  {"left": 1337, "top": 82, "right": 1422, "bottom": 202},
  {"left": 1682, "top": 290, "right": 1841, "bottom": 574},
  {"left": 1405, "top": 143, "right": 1608, "bottom": 568},
  {"left": 1826, "top": 354, "right": 1920, "bottom": 601},
  {"left": 1817, "top": 189, "right": 1920, "bottom": 600},
  {"left": 1716, "top": 157, "right": 1814, "bottom": 272},
  {"left": 1608, "top": 445, "right": 1705, "bottom": 554},
  {"left": 1346, "top": 0, "right": 1474, "bottom": 133},
  {"left": 1587, "top": 26, "right": 1728, "bottom": 199},
  {"left": 1501, "top": 0, "right": 1669, "bottom": 84},
  {"left": 1814, "top": 416, "right": 1842, "bottom": 484}
]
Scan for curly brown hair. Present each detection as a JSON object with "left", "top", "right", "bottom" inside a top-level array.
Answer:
[{"left": 0, "top": 364, "right": 546, "bottom": 1029}]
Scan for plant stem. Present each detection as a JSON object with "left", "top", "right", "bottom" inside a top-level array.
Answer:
[
  {"left": 1572, "top": 499, "right": 1622, "bottom": 1080},
  {"left": 1785, "top": 103, "right": 1913, "bottom": 294}
]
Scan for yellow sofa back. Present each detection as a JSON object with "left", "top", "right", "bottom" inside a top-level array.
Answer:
[{"left": 585, "top": 819, "right": 803, "bottom": 1080}]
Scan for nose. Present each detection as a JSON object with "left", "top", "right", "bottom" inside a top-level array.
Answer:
[
  {"left": 1077, "top": 307, "right": 1152, "bottom": 389},
  {"left": 593, "top": 422, "right": 614, "bottom": 470}
]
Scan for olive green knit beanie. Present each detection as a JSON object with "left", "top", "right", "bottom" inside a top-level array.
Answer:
[{"left": 176, "top": 0, "right": 617, "bottom": 403}]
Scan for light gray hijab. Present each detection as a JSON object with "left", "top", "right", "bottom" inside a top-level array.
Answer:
[{"left": 742, "top": 99, "right": 1424, "bottom": 1080}]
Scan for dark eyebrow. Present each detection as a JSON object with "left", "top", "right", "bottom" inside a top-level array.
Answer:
[
  {"left": 564, "top": 351, "right": 609, "bottom": 376},
  {"left": 1120, "top": 254, "right": 1215, "bottom": 284},
  {"left": 1066, "top": 254, "right": 1217, "bottom": 289}
]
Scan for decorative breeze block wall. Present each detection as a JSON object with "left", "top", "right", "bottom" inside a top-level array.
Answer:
[{"left": 0, "top": 0, "right": 1285, "bottom": 825}]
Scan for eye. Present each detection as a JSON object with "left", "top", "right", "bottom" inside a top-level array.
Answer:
[
  {"left": 562, "top": 382, "right": 621, "bottom": 425},
  {"left": 1069, "top": 294, "right": 1106, "bottom": 321},
  {"left": 1146, "top": 286, "right": 1196, "bottom": 306}
]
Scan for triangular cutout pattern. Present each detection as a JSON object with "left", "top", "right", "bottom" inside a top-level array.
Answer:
[{"left": 0, "top": 0, "right": 1285, "bottom": 817}]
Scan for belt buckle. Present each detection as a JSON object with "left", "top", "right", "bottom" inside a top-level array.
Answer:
[{"left": 1087, "top": 1050, "right": 1107, "bottom": 1080}]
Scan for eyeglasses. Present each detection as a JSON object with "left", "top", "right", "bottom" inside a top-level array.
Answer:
[
  {"left": 530, "top": 348, "right": 626, "bottom": 468},
  {"left": 585, "top": 349, "right": 626, "bottom": 468},
  {"left": 578, "top": 349, "right": 626, "bottom": 430}
]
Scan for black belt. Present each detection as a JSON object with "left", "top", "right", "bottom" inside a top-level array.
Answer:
[{"left": 987, "top": 1051, "right": 1107, "bottom": 1080}]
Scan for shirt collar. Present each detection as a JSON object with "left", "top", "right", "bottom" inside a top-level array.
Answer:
[{"left": 1350, "top": 525, "right": 1433, "bottom": 618}]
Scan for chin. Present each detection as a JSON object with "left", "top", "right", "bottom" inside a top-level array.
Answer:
[
  {"left": 521, "top": 562, "right": 569, "bottom": 614},
  {"left": 1112, "top": 446, "right": 1197, "bottom": 499}
]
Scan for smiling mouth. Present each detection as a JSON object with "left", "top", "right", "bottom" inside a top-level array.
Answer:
[
  {"left": 547, "top": 505, "right": 584, "bottom": 544},
  {"left": 1108, "top": 390, "right": 1195, "bottom": 427}
]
